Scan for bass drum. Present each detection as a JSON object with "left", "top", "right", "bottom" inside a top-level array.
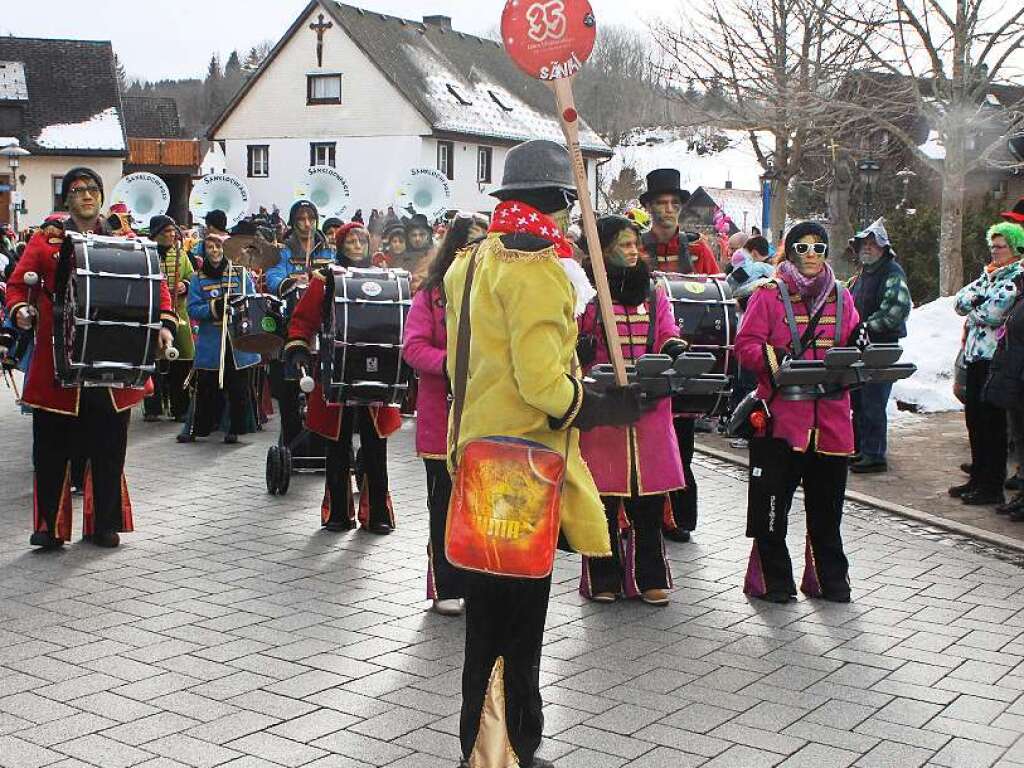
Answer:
[
  {"left": 54, "top": 233, "right": 163, "bottom": 388},
  {"left": 654, "top": 272, "right": 737, "bottom": 416},
  {"left": 319, "top": 267, "right": 413, "bottom": 406}
]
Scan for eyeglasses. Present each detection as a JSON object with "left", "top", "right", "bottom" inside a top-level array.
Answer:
[
  {"left": 793, "top": 242, "right": 828, "bottom": 256},
  {"left": 68, "top": 185, "right": 101, "bottom": 198}
]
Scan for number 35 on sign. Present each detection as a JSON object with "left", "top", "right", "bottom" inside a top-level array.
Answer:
[{"left": 501, "top": 0, "right": 596, "bottom": 82}]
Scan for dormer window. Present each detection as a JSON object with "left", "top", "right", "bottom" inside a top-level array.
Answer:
[
  {"left": 488, "top": 90, "right": 513, "bottom": 112},
  {"left": 446, "top": 83, "right": 472, "bottom": 106},
  {"left": 307, "top": 73, "right": 342, "bottom": 105}
]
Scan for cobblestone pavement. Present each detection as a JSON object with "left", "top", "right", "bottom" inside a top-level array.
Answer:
[
  {"left": 699, "top": 410, "right": 1024, "bottom": 545},
  {"left": 3, "top": 389, "right": 1024, "bottom": 767}
]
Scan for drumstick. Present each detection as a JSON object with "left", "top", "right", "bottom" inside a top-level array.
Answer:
[
  {"left": 218, "top": 265, "right": 231, "bottom": 389},
  {"left": 165, "top": 346, "right": 179, "bottom": 361},
  {"left": 299, "top": 365, "right": 315, "bottom": 394},
  {"left": 22, "top": 272, "right": 39, "bottom": 325}
]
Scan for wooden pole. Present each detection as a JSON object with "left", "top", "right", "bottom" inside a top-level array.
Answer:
[{"left": 548, "top": 77, "right": 627, "bottom": 386}]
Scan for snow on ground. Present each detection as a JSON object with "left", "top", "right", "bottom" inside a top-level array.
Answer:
[
  {"left": 892, "top": 295, "right": 963, "bottom": 413},
  {"left": 603, "top": 126, "right": 771, "bottom": 193},
  {"left": 919, "top": 130, "right": 945, "bottom": 161},
  {"left": 35, "top": 107, "right": 125, "bottom": 151}
]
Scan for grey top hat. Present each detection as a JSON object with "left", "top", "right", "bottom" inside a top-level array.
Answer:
[{"left": 490, "top": 139, "right": 576, "bottom": 198}]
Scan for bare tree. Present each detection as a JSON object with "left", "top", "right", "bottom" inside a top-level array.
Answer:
[
  {"left": 652, "top": 0, "right": 874, "bottom": 239},
  {"left": 821, "top": 0, "right": 1024, "bottom": 294}
]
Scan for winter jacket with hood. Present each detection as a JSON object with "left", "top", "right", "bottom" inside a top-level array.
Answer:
[
  {"left": 955, "top": 260, "right": 1024, "bottom": 363},
  {"left": 402, "top": 286, "right": 448, "bottom": 458},
  {"left": 847, "top": 218, "right": 910, "bottom": 343}
]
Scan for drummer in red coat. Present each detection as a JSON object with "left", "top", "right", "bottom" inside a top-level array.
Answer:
[
  {"left": 6, "top": 167, "right": 176, "bottom": 549},
  {"left": 282, "top": 222, "right": 401, "bottom": 534}
]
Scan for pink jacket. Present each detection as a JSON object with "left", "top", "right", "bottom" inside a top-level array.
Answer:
[
  {"left": 735, "top": 280, "right": 860, "bottom": 454},
  {"left": 578, "top": 288, "right": 686, "bottom": 495},
  {"left": 403, "top": 287, "right": 449, "bottom": 458}
]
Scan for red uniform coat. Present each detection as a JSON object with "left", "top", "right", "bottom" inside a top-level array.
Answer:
[
  {"left": 643, "top": 230, "right": 720, "bottom": 275},
  {"left": 6, "top": 231, "right": 175, "bottom": 415},
  {"left": 285, "top": 266, "right": 401, "bottom": 440}
]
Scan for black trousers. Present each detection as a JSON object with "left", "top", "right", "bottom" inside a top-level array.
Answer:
[
  {"left": 143, "top": 359, "right": 192, "bottom": 419},
  {"left": 744, "top": 438, "right": 850, "bottom": 598},
  {"left": 424, "top": 459, "right": 464, "bottom": 600},
  {"left": 323, "top": 406, "right": 392, "bottom": 529},
  {"left": 461, "top": 572, "right": 550, "bottom": 765},
  {"left": 666, "top": 417, "right": 698, "bottom": 532},
  {"left": 582, "top": 494, "right": 671, "bottom": 597},
  {"left": 965, "top": 360, "right": 1007, "bottom": 492},
  {"left": 189, "top": 359, "right": 251, "bottom": 437},
  {"left": 32, "top": 388, "right": 132, "bottom": 541}
]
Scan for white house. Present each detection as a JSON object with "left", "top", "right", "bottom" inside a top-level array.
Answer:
[{"left": 208, "top": 1, "right": 612, "bottom": 219}]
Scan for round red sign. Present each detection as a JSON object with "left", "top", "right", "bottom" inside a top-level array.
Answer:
[{"left": 501, "top": 0, "right": 597, "bottom": 81}]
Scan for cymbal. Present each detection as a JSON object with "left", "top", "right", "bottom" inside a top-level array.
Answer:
[{"left": 223, "top": 235, "right": 280, "bottom": 271}]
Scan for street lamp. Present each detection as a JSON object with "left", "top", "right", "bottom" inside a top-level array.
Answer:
[
  {"left": 857, "top": 158, "right": 881, "bottom": 228},
  {"left": 0, "top": 141, "right": 31, "bottom": 235},
  {"left": 760, "top": 162, "right": 780, "bottom": 240},
  {"left": 896, "top": 168, "right": 916, "bottom": 211}
]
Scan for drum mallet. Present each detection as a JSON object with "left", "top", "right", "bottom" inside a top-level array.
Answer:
[
  {"left": 165, "top": 346, "right": 180, "bottom": 361},
  {"left": 298, "top": 366, "right": 315, "bottom": 394},
  {"left": 21, "top": 272, "right": 39, "bottom": 326}
]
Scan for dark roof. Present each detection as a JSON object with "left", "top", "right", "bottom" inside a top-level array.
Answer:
[
  {"left": 209, "top": 1, "right": 610, "bottom": 156},
  {"left": 0, "top": 36, "right": 126, "bottom": 156},
  {"left": 123, "top": 96, "right": 182, "bottom": 139}
]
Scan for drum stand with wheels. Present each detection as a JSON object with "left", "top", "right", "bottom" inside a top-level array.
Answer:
[{"left": 265, "top": 391, "right": 327, "bottom": 495}]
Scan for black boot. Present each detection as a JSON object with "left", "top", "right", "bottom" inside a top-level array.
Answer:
[
  {"left": 961, "top": 488, "right": 1005, "bottom": 506},
  {"left": 29, "top": 531, "right": 64, "bottom": 549},
  {"left": 949, "top": 482, "right": 976, "bottom": 498},
  {"left": 91, "top": 531, "right": 121, "bottom": 548}
]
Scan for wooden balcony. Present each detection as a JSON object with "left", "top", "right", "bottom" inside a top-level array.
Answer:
[{"left": 127, "top": 138, "right": 200, "bottom": 170}]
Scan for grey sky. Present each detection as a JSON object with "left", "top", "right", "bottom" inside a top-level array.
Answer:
[{"left": 0, "top": 1, "right": 662, "bottom": 82}]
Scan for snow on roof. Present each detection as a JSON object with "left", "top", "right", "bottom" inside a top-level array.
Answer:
[
  {"left": 703, "top": 186, "right": 763, "bottom": 231},
  {"left": 401, "top": 42, "right": 606, "bottom": 152},
  {"left": 892, "top": 295, "right": 962, "bottom": 413},
  {"left": 603, "top": 127, "right": 772, "bottom": 196},
  {"left": 919, "top": 130, "right": 945, "bottom": 161},
  {"left": 35, "top": 107, "right": 126, "bottom": 152},
  {"left": 0, "top": 61, "right": 27, "bottom": 101}
]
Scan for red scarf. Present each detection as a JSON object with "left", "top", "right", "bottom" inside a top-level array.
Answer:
[{"left": 489, "top": 201, "right": 573, "bottom": 258}]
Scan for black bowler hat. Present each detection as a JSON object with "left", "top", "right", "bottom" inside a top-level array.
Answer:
[
  {"left": 639, "top": 168, "right": 691, "bottom": 207},
  {"left": 1002, "top": 197, "right": 1024, "bottom": 224}
]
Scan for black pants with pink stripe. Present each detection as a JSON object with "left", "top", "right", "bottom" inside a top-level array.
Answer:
[
  {"left": 32, "top": 388, "right": 131, "bottom": 541},
  {"left": 744, "top": 438, "right": 849, "bottom": 598},
  {"left": 322, "top": 406, "right": 391, "bottom": 529},
  {"left": 582, "top": 494, "right": 671, "bottom": 597}
]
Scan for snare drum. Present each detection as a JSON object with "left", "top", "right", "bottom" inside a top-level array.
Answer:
[
  {"left": 229, "top": 293, "right": 284, "bottom": 355},
  {"left": 319, "top": 267, "right": 412, "bottom": 406},
  {"left": 654, "top": 272, "right": 737, "bottom": 415},
  {"left": 53, "top": 233, "right": 163, "bottom": 388}
]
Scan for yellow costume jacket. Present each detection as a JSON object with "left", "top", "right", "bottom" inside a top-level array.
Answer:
[{"left": 444, "top": 233, "right": 610, "bottom": 557}]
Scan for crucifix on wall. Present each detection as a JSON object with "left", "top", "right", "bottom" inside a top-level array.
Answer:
[{"left": 310, "top": 12, "right": 333, "bottom": 68}]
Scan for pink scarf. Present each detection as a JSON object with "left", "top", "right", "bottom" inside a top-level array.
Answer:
[{"left": 777, "top": 259, "right": 835, "bottom": 317}]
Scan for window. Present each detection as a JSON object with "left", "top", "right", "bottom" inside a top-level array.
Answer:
[
  {"left": 52, "top": 175, "right": 65, "bottom": 212},
  {"left": 247, "top": 145, "right": 269, "bottom": 178},
  {"left": 310, "top": 142, "right": 336, "bottom": 168},
  {"left": 437, "top": 140, "right": 454, "bottom": 180},
  {"left": 307, "top": 74, "right": 342, "bottom": 105},
  {"left": 477, "top": 146, "right": 492, "bottom": 183}
]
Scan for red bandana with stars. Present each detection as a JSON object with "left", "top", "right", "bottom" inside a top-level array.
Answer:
[{"left": 489, "top": 201, "right": 573, "bottom": 258}]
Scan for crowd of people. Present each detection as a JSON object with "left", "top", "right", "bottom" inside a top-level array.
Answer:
[{"left": 2, "top": 149, "right": 1024, "bottom": 768}]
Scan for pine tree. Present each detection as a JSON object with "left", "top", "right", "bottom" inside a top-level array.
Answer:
[
  {"left": 225, "top": 50, "right": 241, "bottom": 77},
  {"left": 113, "top": 52, "right": 130, "bottom": 94}
]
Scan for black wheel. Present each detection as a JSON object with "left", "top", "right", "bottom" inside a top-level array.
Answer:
[
  {"left": 266, "top": 446, "right": 281, "bottom": 494},
  {"left": 278, "top": 446, "right": 292, "bottom": 495}
]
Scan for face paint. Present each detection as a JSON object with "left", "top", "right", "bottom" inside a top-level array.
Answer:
[
  {"left": 648, "top": 195, "right": 681, "bottom": 229},
  {"left": 606, "top": 229, "right": 640, "bottom": 268},
  {"left": 552, "top": 209, "right": 570, "bottom": 234}
]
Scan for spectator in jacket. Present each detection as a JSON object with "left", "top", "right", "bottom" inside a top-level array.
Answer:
[
  {"left": 848, "top": 219, "right": 912, "bottom": 473},
  {"left": 950, "top": 222, "right": 1024, "bottom": 506}
]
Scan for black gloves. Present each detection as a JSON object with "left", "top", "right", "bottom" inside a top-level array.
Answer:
[
  {"left": 572, "top": 383, "right": 647, "bottom": 431},
  {"left": 576, "top": 334, "right": 598, "bottom": 367},
  {"left": 662, "top": 339, "right": 688, "bottom": 360},
  {"left": 0, "top": 326, "right": 14, "bottom": 355},
  {"left": 283, "top": 345, "right": 313, "bottom": 381}
]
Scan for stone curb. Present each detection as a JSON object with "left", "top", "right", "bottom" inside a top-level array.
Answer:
[{"left": 694, "top": 441, "right": 1024, "bottom": 555}]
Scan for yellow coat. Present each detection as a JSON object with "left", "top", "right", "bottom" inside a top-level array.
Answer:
[{"left": 444, "top": 233, "right": 610, "bottom": 557}]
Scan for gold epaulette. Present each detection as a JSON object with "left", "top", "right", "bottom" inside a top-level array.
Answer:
[{"left": 492, "top": 240, "right": 558, "bottom": 263}]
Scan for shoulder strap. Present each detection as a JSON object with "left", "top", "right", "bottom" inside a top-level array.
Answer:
[
  {"left": 449, "top": 244, "right": 482, "bottom": 469},
  {"left": 777, "top": 283, "right": 804, "bottom": 356},
  {"left": 834, "top": 281, "right": 844, "bottom": 345},
  {"left": 646, "top": 280, "right": 658, "bottom": 353}
]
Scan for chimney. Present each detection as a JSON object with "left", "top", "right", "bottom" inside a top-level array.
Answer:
[
  {"left": 725, "top": 180, "right": 733, "bottom": 189},
  {"left": 423, "top": 15, "right": 452, "bottom": 30}
]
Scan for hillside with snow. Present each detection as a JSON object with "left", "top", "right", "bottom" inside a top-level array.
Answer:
[{"left": 603, "top": 127, "right": 772, "bottom": 196}]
